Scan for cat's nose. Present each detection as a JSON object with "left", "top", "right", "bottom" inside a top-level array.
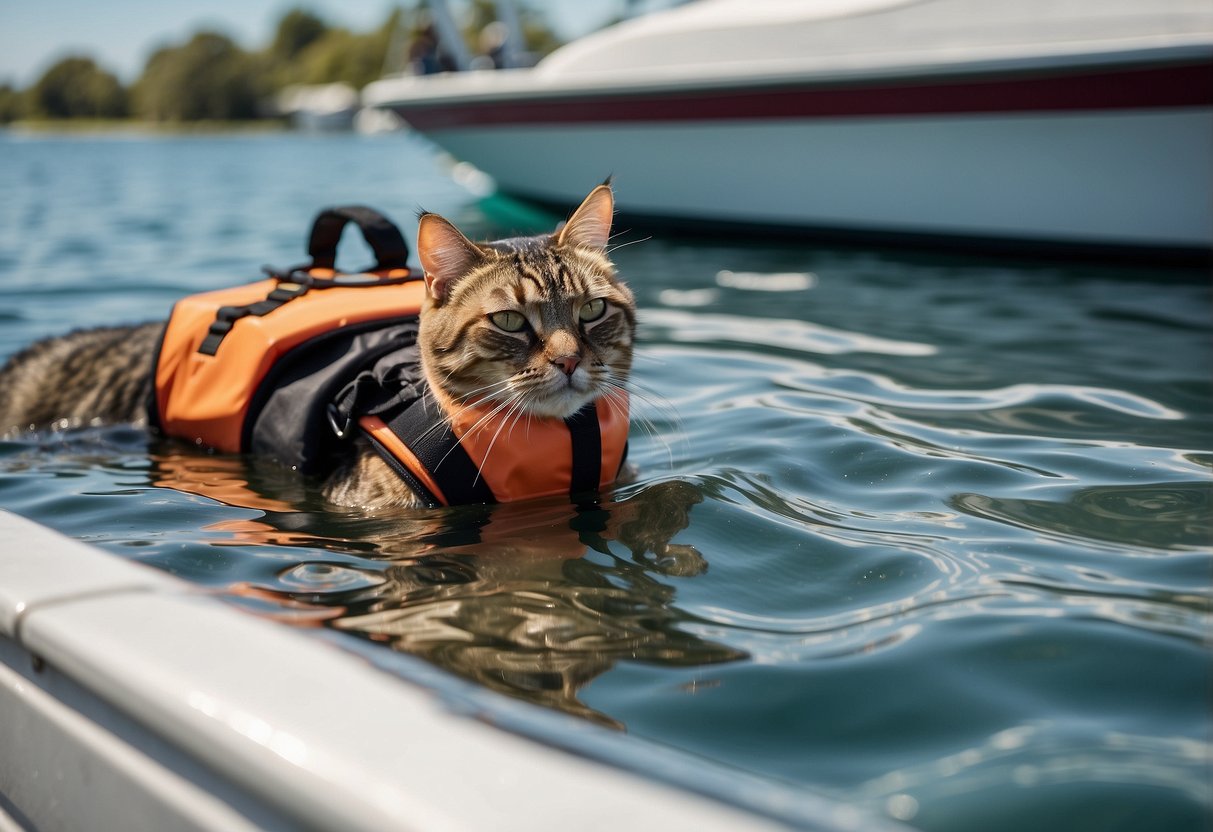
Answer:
[{"left": 552, "top": 355, "right": 580, "bottom": 376}]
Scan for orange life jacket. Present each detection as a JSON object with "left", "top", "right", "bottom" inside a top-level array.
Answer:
[{"left": 149, "top": 206, "right": 628, "bottom": 507}]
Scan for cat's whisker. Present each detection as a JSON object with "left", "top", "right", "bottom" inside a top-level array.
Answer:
[
  {"left": 467, "top": 393, "right": 534, "bottom": 450},
  {"left": 628, "top": 400, "right": 679, "bottom": 450},
  {"left": 405, "top": 417, "right": 459, "bottom": 453},
  {"left": 455, "top": 377, "right": 516, "bottom": 405},
  {"left": 599, "top": 387, "right": 630, "bottom": 428},
  {"left": 600, "top": 384, "right": 669, "bottom": 465},
  {"left": 604, "top": 235, "right": 651, "bottom": 255},
  {"left": 623, "top": 382, "right": 682, "bottom": 429},
  {"left": 471, "top": 395, "right": 529, "bottom": 487},
  {"left": 405, "top": 379, "right": 521, "bottom": 455},
  {"left": 599, "top": 384, "right": 644, "bottom": 438},
  {"left": 455, "top": 393, "right": 520, "bottom": 445},
  {"left": 609, "top": 391, "right": 662, "bottom": 445},
  {"left": 430, "top": 391, "right": 523, "bottom": 475},
  {"left": 603, "top": 374, "right": 679, "bottom": 424},
  {"left": 598, "top": 378, "right": 680, "bottom": 469},
  {"left": 631, "top": 351, "right": 670, "bottom": 367}
]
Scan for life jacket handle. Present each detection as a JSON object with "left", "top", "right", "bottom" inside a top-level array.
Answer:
[{"left": 306, "top": 205, "right": 411, "bottom": 273}]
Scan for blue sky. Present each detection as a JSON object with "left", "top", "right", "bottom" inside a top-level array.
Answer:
[{"left": 0, "top": 0, "right": 642, "bottom": 87}]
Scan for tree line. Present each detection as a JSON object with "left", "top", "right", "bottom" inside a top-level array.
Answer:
[{"left": 0, "top": 3, "right": 561, "bottom": 124}]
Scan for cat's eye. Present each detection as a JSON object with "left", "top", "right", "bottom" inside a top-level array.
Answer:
[
  {"left": 489, "top": 310, "right": 528, "bottom": 333},
  {"left": 579, "top": 298, "right": 607, "bottom": 323}
]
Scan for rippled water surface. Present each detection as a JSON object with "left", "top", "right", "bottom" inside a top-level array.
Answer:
[{"left": 1, "top": 132, "right": 1210, "bottom": 831}]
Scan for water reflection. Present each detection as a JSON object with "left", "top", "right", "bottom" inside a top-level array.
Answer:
[
  {"left": 331, "top": 553, "right": 743, "bottom": 728},
  {"left": 147, "top": 447, "right": 744, "bottom": 727},
  {"left": 954, "top": 482, "right": 1212, "bottom": 552}
]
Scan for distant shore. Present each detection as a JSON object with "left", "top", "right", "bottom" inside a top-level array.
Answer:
[{"left": 2, "top": 118, "right": 292, "bottom": 135}]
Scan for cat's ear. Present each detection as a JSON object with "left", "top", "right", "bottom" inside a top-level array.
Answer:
[
  {"left": 417, "top": 213, "right": 484, "bottom": 302},
  {"left": 556, "top": 183, "right": 614, "bottom": 251}
]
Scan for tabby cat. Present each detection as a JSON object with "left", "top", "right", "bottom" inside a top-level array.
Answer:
[{"left": 0, "top": 184, "right": 635, "bottom": 510}]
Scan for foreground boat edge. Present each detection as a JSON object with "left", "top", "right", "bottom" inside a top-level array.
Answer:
[{"left": 0, "top": 509, "right": 914, "bottom": 832}]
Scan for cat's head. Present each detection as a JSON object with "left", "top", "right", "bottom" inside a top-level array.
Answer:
[{"left": 416, "top": 183, "right": 634, "bottom": 420}]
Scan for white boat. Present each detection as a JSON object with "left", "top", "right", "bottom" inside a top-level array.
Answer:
[
  {"left": 364, "top": 0, "right": 1213, "bottom": 261},
  {"left": 276, "top": 83, "right": 360, "bottom": 131}
]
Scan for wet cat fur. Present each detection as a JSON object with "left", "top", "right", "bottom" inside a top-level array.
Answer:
[{"left": 0, "top": 185, "right": 635, "bottom": 510}]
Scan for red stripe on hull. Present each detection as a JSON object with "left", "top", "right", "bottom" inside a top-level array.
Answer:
[{"left": 391, "top": 60, "right": 1213, "bottom": 129}]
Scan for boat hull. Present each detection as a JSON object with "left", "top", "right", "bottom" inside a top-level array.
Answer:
[
  {"left": 366, "top": 28, "right": 1213, "bottom": 260},
  {"left": 420, "top": 107, "right": 1211, "bottom": 256}
]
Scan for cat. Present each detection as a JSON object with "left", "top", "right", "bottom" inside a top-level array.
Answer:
[{"left": 0, "top": 184, "right": 636, "bottom": 511}]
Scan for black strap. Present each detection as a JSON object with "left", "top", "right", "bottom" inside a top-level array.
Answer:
[
  {"left": 379, "top": 392, "right": 497, "bottom": 506},
  {"left": 198, "top": 282, "right": 309, "bottom": 355},
  {"left": 362, "top": 430, "right": 444, "bottom": 509},
  {"left": 308, "top": 206, "right": 409, "bottom": 272},
  {"left": 564, "top": 403, "right": 602, "bottom": 496}
]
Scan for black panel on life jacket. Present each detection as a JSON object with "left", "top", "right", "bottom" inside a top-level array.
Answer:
[{"left": 245, "top": 318, "right": 424, "bottom": 475}]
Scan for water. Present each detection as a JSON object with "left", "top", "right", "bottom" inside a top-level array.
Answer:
[{"left": 1, "top": 131, "right": 1210, "bottom": 832}]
